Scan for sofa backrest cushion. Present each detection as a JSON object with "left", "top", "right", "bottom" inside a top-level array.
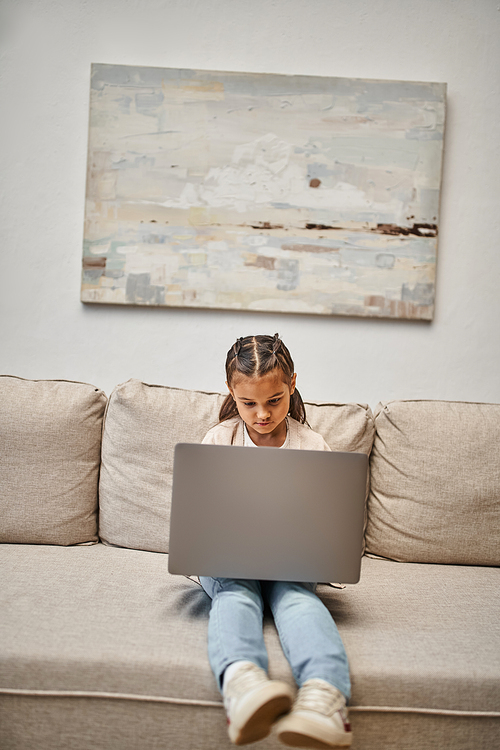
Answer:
[
  {"left": 99, "top": 379, "right": 375, "bottom": 554},
  {"left": 305, "top": 401, "right": 374, "bottom": 456},
  {"left": 365, "top": 400, "right": 500, "bottom": 565},
  {"left": 0, "top": 375, "right": 106, "bottom": 545},
  {"left": 99, "top": 380, "right": 225, "bottom": 553}
]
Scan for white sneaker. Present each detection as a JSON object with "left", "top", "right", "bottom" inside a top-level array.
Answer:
[
  {"left": 223, "top": 662, "right": 295, "bottom": 745},
  {"left": 275, "top": 679, "right": 352, "bottom": 748}
]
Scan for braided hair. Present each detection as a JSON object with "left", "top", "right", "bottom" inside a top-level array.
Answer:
[{"left": 219, "top": 334, "right": 307, "bottom": 424}]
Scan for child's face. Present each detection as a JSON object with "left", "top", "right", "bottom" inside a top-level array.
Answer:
[{"left": 228, "top": 369, "right": 296, "bottom": 445}]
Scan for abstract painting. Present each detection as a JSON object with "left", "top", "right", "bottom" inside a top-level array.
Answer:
[{"left": 82, "top": 64, "right": 446, "bottom": 319}]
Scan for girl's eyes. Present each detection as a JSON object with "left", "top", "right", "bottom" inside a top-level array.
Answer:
[{"left": 242, "top": 398, "right": 281, "bottom": 407}]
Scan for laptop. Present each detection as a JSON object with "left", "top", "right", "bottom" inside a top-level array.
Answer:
[{"left": 168, "top": 443, "right": 368, "bottom": 584}]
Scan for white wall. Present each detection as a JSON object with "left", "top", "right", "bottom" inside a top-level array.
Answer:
[{"left": 1, "top": 0, "right": 499, "bottom": 406}]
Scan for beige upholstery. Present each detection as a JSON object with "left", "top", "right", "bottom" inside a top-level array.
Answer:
[
  {"left": 99, "top": 380, "right": 375, "bottom": 553},
  {"left": 0, "top": 376, "right": 105, "bottom": 545},
  {"left": 366, "top": 400, "right": 500, "bottom": 565},
  {"left": 1, "top": 545, "right": 498, "bottom": 750},
  {"left": 99, "top": 380, "right": 225, "bottom": 553},
  {"left": 1, "top": 381, "right": 499, "bottom": 750},
  {"left": 305, "top": 400, "right": 374, "bottom": 455}
]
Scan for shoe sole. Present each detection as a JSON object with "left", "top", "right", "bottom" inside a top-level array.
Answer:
[
  {"left": 230, "top": 686, "right": 294, "bottom": 745},
  {"left": 276, "top": 715, "right": 352, "bottom": 749}
]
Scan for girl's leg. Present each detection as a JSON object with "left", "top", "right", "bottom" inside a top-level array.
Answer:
[
  {"left": 200, "top": 577, "right": 295, "bottom": 746},
  {"left": 199, "top": 577, "right": 268, "bottom": 691},
  {"left": 263, "top": 580, "right": 351, "bottom": 701}
]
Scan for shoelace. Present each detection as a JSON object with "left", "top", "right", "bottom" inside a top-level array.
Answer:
[{"left": 294, "top": 680, "right": 344, "bottom": 716}]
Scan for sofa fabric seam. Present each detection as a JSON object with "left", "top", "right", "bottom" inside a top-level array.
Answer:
[{"left": 1, "top": 688, "right": 499, "bottom": 718}]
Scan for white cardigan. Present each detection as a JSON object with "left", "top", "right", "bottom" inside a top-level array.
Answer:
[{"left": 202, "top": 416, "right": 331, "bottom": 451}]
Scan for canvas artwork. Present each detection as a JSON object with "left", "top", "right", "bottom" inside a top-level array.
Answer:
[{"left": 82, "top": 64, "right": 446, "bottom": 320}]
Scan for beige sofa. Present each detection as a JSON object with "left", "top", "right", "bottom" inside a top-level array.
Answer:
[{"left": 1, "top": 375, "right": 499, "bottom": 750}]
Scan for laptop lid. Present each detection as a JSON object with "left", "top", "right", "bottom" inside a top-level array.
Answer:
[{"left": 168, "top": 443, "right": 368, "bottom": 584}]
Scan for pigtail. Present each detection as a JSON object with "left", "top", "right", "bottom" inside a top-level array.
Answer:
[
  {"left": 219, "top": 393, "right": 239, "bottom": 423},
  {"left": 289, "top": 388, "right": 307, "bottom": 425}
]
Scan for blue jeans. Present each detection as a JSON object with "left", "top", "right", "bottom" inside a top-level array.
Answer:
[{"left": 199, "top": 577, "right": 351, "bottom": 701}]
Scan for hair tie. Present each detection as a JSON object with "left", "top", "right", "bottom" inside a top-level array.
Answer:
[
  {"left": 233, "top": 337, "right": 243, "bottom": 358},
  {"left": 272, "top": 333, "right": 281, "bottom": 354}
]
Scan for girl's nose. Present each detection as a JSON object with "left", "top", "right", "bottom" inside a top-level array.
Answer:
[{"left": 257, "top": 406, "right": 270, "bottom": 419}]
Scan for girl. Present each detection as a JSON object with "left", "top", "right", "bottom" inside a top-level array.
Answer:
[{"left": 200, "top": 334, "right": 352, "bottom": 749}]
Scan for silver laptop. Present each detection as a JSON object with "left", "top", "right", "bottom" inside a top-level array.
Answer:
[{"left": 168, "top": 444, "right": 368, "bottom": 584}]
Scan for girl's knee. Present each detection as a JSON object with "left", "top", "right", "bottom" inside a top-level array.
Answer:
[
  {"left": 212, "top": 578, "right": 263, "bottom": 605},
  {"left": 266, "top": 580, "right": 321, "bottom": 613},
  {"left": 218, "top": 577, "right": 260, "bottom": 591},
  {"left": 268, "top": 580, "right": 316, "bottom": 598}
]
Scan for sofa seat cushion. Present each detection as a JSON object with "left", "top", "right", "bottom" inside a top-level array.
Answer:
[
  {"left": 1, "top": 546, "right": 499, "bottom": 718},
  {"left": 338, "top": 557, "right": 500, "bottom": 715},
  {"left": 0, "top": 376, "right": 106, "bottom": 545},
  {"left": 0, "top": 543, "right": 286, "bottom": 703}
]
